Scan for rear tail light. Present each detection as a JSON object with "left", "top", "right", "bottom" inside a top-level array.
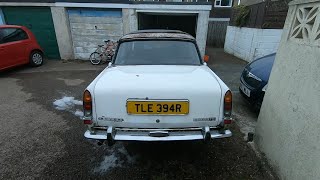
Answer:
[
  {"left": 83, "top": 90, "right": 92, "bottom": 119},
  {"left": 83, "top": 120, "right": 93, "bottom": 125},
  {"left": 224, "top": 90, "right": 232, "bottom": 118},
  {"left": 224, "top": 119, "right": 232, "bottom": 125}
]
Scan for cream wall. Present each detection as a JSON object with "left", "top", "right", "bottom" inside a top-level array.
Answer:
[{"left": 255, "top": 0, "right": 320, "bottom": 179}]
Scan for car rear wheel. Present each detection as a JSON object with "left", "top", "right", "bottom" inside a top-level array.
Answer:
[{"left": 30, "top": 51, "right": 44, "bottom": 67}]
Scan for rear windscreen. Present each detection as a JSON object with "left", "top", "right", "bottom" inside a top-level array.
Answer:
[{"left": 114, "top": 40, "right": 201, "bottom": 65}]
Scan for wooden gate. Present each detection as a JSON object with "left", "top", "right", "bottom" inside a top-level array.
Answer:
[{"left": 206, "top": 19, "right": 229, "bottom": 48}]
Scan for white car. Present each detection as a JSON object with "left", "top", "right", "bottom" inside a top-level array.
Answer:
[{"left": 83, "top": 30, "right": 233, "bottom": 145}]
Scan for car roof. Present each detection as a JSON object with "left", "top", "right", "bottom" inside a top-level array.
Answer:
[
  {"left": 0, "top": 25, "right": 24, "bottom": 29},
  {"left": 120, "top": 29, "right": 195, "bottom": 41}
]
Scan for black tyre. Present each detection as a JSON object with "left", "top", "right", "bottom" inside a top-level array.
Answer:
[
  {"left": 90, "top": 52, "right": 102, "bottom": 65},
  {"left": 29, "top": 51, "right": 44, "bottom": 67}
]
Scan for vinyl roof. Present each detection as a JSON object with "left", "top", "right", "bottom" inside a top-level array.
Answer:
[{"left": 120, "top": 30, "right": 195, "bottom": 41}]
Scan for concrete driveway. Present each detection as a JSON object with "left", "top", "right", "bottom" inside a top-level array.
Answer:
[
  {"left": 206, "top": 48, "right": 259, "bottom": 140},
  {"left": 0, "top": 50, "right": 275, "bottom": 179}
]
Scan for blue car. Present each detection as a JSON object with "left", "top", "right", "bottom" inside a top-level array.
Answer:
[{"left": 239, "top": 53, "right": 276, "bottom": 111}]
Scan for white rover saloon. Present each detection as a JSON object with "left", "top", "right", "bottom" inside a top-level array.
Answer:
[{"left": 83, "top": 30, "right": 233, "bottom": 145}]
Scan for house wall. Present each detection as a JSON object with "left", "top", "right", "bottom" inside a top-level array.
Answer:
[
  {"left": 224, "top": 26, "right": 282, "bottom": 62},
  {"left": 255, "top": 0, "right": 320, "bottom": 179},
  {"left": 210, "top": 0, "right": 238, "bottom": 18},
  {"left": 210, "top": 7, "right": 232, "bottom": 18},
  {"left": 240, "top": 0, "right": 264, "bottom": 6}
]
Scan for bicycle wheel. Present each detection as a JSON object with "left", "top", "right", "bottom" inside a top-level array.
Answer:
[{"left": 89, "top": 52, "right": 102, "bottom": 65}]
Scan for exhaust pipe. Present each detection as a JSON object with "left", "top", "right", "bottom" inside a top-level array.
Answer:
[{"left": 97, "top": 140, "right": 105, "bottom": 146}]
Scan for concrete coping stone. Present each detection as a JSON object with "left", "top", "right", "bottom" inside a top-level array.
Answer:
[{"left": 289, "top": 0, "right": 320, "bottom": 6}]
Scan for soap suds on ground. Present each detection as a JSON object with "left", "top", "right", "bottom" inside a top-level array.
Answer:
[{"left": 53, "top": 96, "right": 83, "bottom": 118}]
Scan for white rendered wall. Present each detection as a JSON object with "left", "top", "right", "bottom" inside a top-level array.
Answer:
[{"left": 224, "top": 26, "right": 283, "bottom": 62}]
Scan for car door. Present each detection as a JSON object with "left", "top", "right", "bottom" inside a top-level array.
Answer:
[{"left": 0, "top": 28, "right": 28, "bottom": 68}]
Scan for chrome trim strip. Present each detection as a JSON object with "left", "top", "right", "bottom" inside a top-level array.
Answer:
[
  {"left": 116, "top": 127, "right": 203, "bottom": 131},
  {"left": 92, "top": 127, "right": 220, "bottom": 131}
]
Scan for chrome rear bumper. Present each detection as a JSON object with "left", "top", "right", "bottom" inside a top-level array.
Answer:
[{"left": 84, "top": 126, "right": 232, "bottom": 142}]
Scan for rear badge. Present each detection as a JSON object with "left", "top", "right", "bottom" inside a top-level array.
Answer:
[
  {"left": 193, "top": 117, "right": 216, "bottom": 122},
  {"left": 98, "top": 116, "right": 124, "bottom": 122}
]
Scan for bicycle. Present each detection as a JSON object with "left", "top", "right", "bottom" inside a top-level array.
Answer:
[{"left": 89, "top": 40, "right": 118, "bottom": 65}]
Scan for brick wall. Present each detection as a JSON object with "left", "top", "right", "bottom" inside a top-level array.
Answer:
[{"left": 224, "top": 26, "right": 282, "bottom": 62}]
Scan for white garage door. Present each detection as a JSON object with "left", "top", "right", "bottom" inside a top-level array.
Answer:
[{"left": 68, "top": 9, "right": 123, "bottom": 60}]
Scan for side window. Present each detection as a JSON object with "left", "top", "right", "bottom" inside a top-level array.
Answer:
[{"left": 0, "top": 28, "right": 28, "bottom": 44}]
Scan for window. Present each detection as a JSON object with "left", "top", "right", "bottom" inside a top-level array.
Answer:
[
  {"left": 214, "top": 0, "right": 232, "bottom": 7},
  {"left": 114, "top": 41, "right": 201, "bottom": 65},
  {"left": 0, "top": 28, "right": 28, "bottom": 44}
]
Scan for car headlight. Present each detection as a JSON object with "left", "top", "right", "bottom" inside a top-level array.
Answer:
[{"left": 262, "top": 84, "right": 268, "bottom": 92}]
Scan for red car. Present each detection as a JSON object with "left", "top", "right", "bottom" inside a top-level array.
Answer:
[{"left": 0, "top": 25, "right": 44, "bottom": 71}]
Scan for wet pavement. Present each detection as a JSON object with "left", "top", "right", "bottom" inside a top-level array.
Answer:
[{"left": 0, "top": 49, "right": 275, "bottom": 179}]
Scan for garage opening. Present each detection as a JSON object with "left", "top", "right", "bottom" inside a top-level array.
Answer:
[{"left": 138, "top": 13, "right": 197, "bottom": 37}]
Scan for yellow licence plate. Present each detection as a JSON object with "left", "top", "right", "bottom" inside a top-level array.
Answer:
[{"left": 127, "top": 101, "right": 189, "bottom": 115}]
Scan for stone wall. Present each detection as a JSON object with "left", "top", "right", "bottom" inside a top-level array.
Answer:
[
  {"left": 255, "top": 0, "right": 320, "bottom": 179},
  {"left": 224, "top": 26, "right": 282, "bottom": 62}
]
